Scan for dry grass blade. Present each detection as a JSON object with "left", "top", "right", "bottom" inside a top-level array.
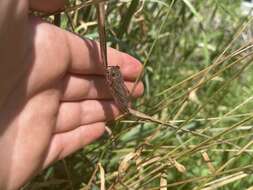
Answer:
[
  {"left": 200, "top": 151, "right": 215, "bottom": 174},
  {"left": 80, "top": 164, "right": 99, "bottom": 190},
  {"left": 99, "top": 163, "right": 106, "bottom": 190},
  {"left": 96, "top": 1, "right": 108, "bottom": 68},
  {"left": 128, "top": 108, "right": 209, "bottom": 138},
  {"left": 202, "top": 172, "right": 249, "bottom": 190},
  {"left": 41, "top": 0, "right": 108, "bottom": 17},
  {"left": 160, "top": 175, "right": 167, "bottom": 190},
  {"left": 118, "top": 152, "right": 137, "bottom": 175},
  {"left": 216, "top": 140, "right": 253, "bottom": 174},
  {"left": 176, "top": 114, "right": 253, "bottom": 159}
]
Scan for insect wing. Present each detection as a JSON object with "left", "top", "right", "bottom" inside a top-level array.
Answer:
[{"left": 107, "top": 67, "right": 130, "bottom": 113}]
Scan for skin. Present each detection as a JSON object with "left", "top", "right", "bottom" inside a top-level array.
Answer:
[{"left": 0, "top": 0, "right": 144, "bottom": 189}]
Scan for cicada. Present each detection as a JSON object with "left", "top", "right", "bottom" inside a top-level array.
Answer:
[{"left": 105, "top": 66, "right": 130, "bottom": 113}]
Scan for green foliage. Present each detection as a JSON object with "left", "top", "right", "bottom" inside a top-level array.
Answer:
[{"left": 27, "top": 0, "right": 253, "bottom": 189}]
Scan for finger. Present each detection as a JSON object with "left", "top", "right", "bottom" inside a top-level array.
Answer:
[
  {"left": 29, "top": 0, "right": 65, "bottom": 12},
  {"left": 55, "top": 100, "right": 120, "bottom": 133},
  {"left": 43, "top": 122, "right": 105, "bottom": 167},
  {"left": 61, "top": 74, "right": 144, "bottom": 101},
  {"left": 66, "top": 33, "right": 143, "bottom": 80},
  {"left": 28, "top": 18, "right": 142, "bottom": 83}
]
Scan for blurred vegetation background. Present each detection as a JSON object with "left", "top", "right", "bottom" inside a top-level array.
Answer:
[{"left": 26, "top": 0, "right": 253, "bottom": 189}]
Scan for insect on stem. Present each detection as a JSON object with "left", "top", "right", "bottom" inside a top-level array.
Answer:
[{"left": 96, "top": 1, "right": 130, "bottom": 113}]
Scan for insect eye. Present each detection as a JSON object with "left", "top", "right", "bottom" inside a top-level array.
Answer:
[{"left": 111, "top": 72, "right": 116, "bottom": 77}]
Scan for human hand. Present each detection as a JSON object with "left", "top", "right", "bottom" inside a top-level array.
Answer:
[{"left": 0, "top": 1, "right": 143, "bottom": 189}]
